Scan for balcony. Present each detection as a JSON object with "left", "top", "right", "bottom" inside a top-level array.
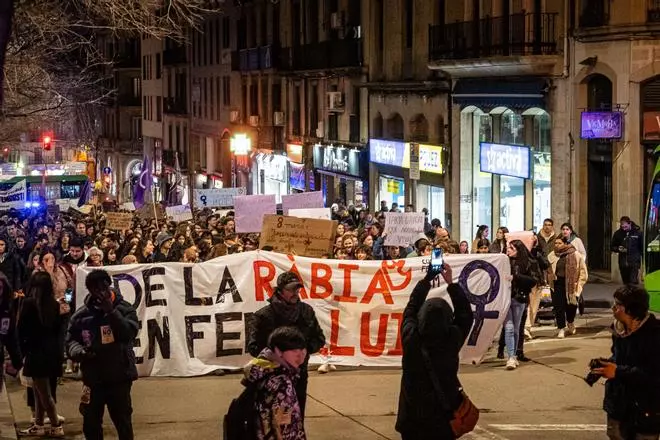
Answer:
[
  {"left": 117, "top": 94, "right": 141, "bottom": 107},
  {"left": 284, "top": 38, "right": 362, "bottom": 72},
  {"left": 163, "top": 45, "right": 187, "bottom": 66},
  {"left": 164, "top": 97, "right": 187, "bottom": 115},
  {"left": 231, "top": 45, "right": 281, "bottom": 71}
]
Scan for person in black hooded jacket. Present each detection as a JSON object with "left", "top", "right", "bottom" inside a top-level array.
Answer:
[
  {"left": 247, "top": 271, "right": 326, "bottom": 419},
  {"left": 611, "top": 216, "right": 644, "bottom": 285},
  {"left": 396, "top": 263, "right": 474, "bottom": 440}
]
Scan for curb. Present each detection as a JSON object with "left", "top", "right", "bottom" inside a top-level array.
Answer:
[{"left": 0, "top": 381, "right": 17, "bottom": 440}]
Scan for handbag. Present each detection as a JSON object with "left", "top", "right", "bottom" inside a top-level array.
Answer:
[{"left": 421, "top": 348, "right": 479, "bottom": 438}]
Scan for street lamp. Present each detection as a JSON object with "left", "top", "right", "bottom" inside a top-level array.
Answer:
[{"left": 230, "top": 133, "right": 251, "bottom": 188}]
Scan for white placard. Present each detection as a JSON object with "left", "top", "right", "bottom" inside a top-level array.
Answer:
[
  {"left": 281, "top": 191, "right": 324, "bottom": 215},
  {"left": 166, "top": 205, "right": 193, "bottom": 222},
  {"left": 193, "top": 187, "right": 246, "bottom": 208},
  {"left": 0, "top": 180, "right": 26, "bottom": 210},
  {"left": 288, "top": 208, "right": 332, "bottom": 220},
  {"left": 383, "top": 212, "right": 425, "bottom": 247}
]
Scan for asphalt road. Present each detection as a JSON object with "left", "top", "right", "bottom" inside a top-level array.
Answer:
[{"left": 5, "top": 306, "right": 619, "bottom": 440}]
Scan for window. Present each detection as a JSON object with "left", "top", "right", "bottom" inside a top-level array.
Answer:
[
  {"left": 272, "top": 3, "right": 280, "bottom": 46},
  {"left": 223, "top": 76, "right": 231, "bottom": 107},
  {"left": 210, "top": 78, "right": 215, "bottom": 120},
  {"left": 155, "top": 54, "right": 161, "bottom": 79},
  {"left": 132, "top": 78, "right": 141, "bottom": 98},
  {"left": 328, "top": 114, "right": 338, "bottom": 140},
  {"left": 175, "top": 125, "right": 181, "bottom": 152},
  {"left": 156, "top": 96, "right": 162, "bottom": 122},
  {"left": 222, "top": 16, "right": 231, "bottom": 49},
  {"left": 293, "top": 84, "right": 301, "bottom": 135},
  {"left": 203, "top": 77, "right": 208, "bottom": 119},
  {"left": 272, "top": 82, "right": 281, "bottom": 111},
  {"left": 242, "top": 84, "right": 247, "bottom": 122},
  {"left": 309, "top": 85, "right": 318, "bottom": 137},
  {"left": 262, "top": 78, "right": 269, "bottom": 123},
  {"left": 143, "top": 96, "right": 147, "bottom": 119},
  {"left": 250, "top": 83, "right": 259, "bottom": 116},
  {"left": 215, "top": 18, "right": 221, "bottom": 64},
  {"left": 204, "top": 21, "right": 210, "bottom": 66},
  {"left": 168, "top": 124, "right": 173, "bottom": 150},
  {"left": 131, "top": 117, "right": 142, "bottom": 140},
  {"left": 405, "top": 0, "right": 413, "bottom": 48},
  {"left": 183, "top": 126, "right": 188, "bottom": 167},
  {"left": 261, "top": 7, "right": 268, "bottom": 46},
  {"left": 215, "top": 77, "right": 221, "bottom": 118},
  {"left": 142, "top": 56, "right": 147, "bottom": 80}
]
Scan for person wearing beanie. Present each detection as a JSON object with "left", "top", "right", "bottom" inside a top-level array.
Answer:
[{"left": 247, "top": 271, "right": 326, "bottom": 419}]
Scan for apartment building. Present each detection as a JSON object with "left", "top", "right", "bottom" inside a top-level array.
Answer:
[{"left": 141, "top": 36, "right": 165, "bottom": 201}]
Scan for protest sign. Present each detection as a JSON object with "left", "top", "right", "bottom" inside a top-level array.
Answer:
[
  {"left": 105, "top": 212, "right": 133, "bottom": 231},
  {"left": 505, "top": 231, "right": 535, "bottom": 251},
  {"left": 234, "top": 194, "right": 276, "bottom": 233},
  {"left": 383, "top": 212, "right": 425, "bottom": 247},
  {"left": 0, "top": 179, "right": 27, "bottom": 210},
  {"left": 76, "top": 252, "right": 511, "bottom": 377},
  {"left": 281, "top": 191, "right": 324, "bottom": 215},
  {"left": 47, "top": 204, "right": 60, "bottom": 216},
  {"left": 193, "top": 187, "right": 246, "bottom": 208},
  {"left": 289, "top": 208, "right": 332, "bottom": 220},
  {"left": 166, "top": 205, "right": 193, "bottom": 222},
  {"left": 120, "top": 202, "right": 136, "bottom": 211},
  {"left": 259, "top": 215, "right": 336, "bottom": 257}
]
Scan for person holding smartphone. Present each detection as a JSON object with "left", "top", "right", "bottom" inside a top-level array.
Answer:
[{"left": 396, "top": 260, "right": 475, "bottom": 440}]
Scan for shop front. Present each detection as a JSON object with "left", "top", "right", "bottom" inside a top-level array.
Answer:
[
  {"left": 287, "top": 143, "right": 306, "bottom": 194},
  {"left": 313, "top": 144, "right": 367, "bottom": 208},
  {"left": 369, "top": 139, "right": 447, "bottom": 223},
  {"left": 252, "top": 152, "right": 288, "bottom": 203}
]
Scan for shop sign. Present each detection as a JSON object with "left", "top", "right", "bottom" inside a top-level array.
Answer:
[
  {"left": 386, "top": 179, "right": 401, "bottom": 193},
  {"left": 370, "top": 139, "right": 406, "bottom": 167},
  {"left": 409, "top": 143, "right": 420, "bottom": 180},
  {"left": 313, "top": 145, "right": 361, "bottom": 177},
  {"left": 286, "top": 144, "right": 304, "bottom": 164},
  {"left": 416, "top": 144, "right": 444, "bottom": 175},
  {"left": 289, "top": 162, "right": 306, "bottom": 191},
  {"left": 257, "top": 154, "right": 287, "bottom": 182},
  {"left": 580, "top": 111, "right": 623, "bottom": 140},
  {"left": 643, "top": 111, "right": 660, "bottom": 140},
  {"left": 479, "top": 142, "right": 531, "bottom": 180}
]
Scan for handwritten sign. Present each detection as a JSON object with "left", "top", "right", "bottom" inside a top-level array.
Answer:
[
  {"left": 120, "top": 202, "right": 136, "bottom": 211},
  {"left": 234, "top": 194, "right": 277, "bottom": 233},
  {"left": 289, "top": 208, "right": 332, "bottom": 220},
  {"left": 281, "top": 191, "right": 324, "bottom": 215},
  {"left": 260, "top": 215, "right": 337, "bottom": 257},
  {"left": 105, "top": 212, "right": 133, "bottom": 231},
  {"left": 193, "top": 187, "right": 246, "bottom": 208},
  {"left": 383, "top": 212, "right": 425, "bottom": 247},
  {"left": 166, "top": 205, "right": 193, "bottom": 222}
]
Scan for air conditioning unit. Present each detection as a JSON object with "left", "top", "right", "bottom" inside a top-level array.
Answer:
[
  {"left": 221, "top": 49, "right": 231, "bottom": 65},
  {"left": 331, "top": 12, "right": 345, "bottom": 29},
  {"left": 315, "top": 122, "right": 325, "bottom": 138},
  {"left": 248, "top": 115, "right": 260, "bottom": 127},
  {"left": 327, "top": 92, "right": 345, "bottom": 112},
  {"left": 229, "top": 110, "right": 240, "bottom": 123},
  {"left": 273, "top": 111, "right": 285, "bottom": 126}
]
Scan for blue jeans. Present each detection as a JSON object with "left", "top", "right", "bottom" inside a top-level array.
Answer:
[{"left": 504, "top": 300, "right": 526, "bottom": 358}]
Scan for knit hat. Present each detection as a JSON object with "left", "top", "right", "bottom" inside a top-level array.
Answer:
[{"left": 277, "top": 271, "right": 303, "bottom": 291}]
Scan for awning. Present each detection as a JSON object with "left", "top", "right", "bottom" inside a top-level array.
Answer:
[{"left": 452, "top": 78, "right": 547, "bottom": 110}]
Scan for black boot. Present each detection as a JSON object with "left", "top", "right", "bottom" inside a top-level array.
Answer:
[{"left": 516, "top": 351, "right": 531, "bottom": 362}]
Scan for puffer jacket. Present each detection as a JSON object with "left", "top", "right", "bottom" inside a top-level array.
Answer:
[
  {"left": 604, "top": 314, "right": 660, "bottom": 434},
  {"left": 245, "top": 348, "right": 306, "bottom": 440}
]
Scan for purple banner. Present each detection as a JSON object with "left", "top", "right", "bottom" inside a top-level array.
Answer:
[{"left": 580, "top": 112, "right": 623, "bottom": 140}]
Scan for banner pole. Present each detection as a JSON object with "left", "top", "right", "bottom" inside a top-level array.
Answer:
[{"left": 151, "top": 187, "right": 159, "bottom": 230}]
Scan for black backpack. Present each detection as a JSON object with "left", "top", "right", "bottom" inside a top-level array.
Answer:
[{"left": 223, "top": 378, "right": 267, "bottom": 440}]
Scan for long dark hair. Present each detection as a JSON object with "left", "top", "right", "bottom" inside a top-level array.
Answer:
[
  {"left": 27, "top": 271, "right": 57, "bottom": 328},
  {"left": 475, "top": 225, "right": 489, "bottom": 240},
  {"left": 509, "top": 239, "right": 534, "bottom": 274}
]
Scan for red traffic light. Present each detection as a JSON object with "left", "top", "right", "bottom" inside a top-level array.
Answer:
[
  {"left": 42, "top": 135, "right": 52, "bottom": 151},
  {"left": 43, "top": 136, "right": 51, "bottom": 144}
]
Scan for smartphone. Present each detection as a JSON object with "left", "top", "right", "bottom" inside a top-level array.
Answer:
[
  {"left": 64, "top": 288, "right": 73, "bottom": 304},
  {"left": 431, "top": 248, "right": 444, "bottom": 270}
]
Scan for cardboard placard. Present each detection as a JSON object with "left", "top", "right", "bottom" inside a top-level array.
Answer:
[
  {"left": 47, "top": 204, "right": 60, "bottom": 216},
  {"left": 383, "top": 212, "right": 425, "bottom": 247},
  {"left": 259, "top": 215, "right": 337, "bottom": 257},
  {"left": 105, "top": 212, "right": 133, "bottom": 231},
  {"left": 136, "top": 203, "right": 165, "bottom": 220}
]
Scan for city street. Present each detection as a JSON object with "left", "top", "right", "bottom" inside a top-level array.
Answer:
[{"left": 5, "top": 305, "right": 620, "bottom": 440}]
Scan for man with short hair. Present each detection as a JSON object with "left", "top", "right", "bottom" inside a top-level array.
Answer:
[
  {"left": 591, "top": 285, "right": 660, "bottom": 440},
  {"left": 247, "top": 272, "right": 326, "bottom": 418},
  {"left": 60, "top": 236, "right": 87, "bottom": 374},
  {"left": 537, "top": 218, "right": 559, "bottom": 256},
  {"left": 66, "top": 269, "right": 138, "bottom": 440},
  {"left": 611, "top": 216, "right": 644, "bottom": 285},
  {"left": 76, "top": 222, "right": 87, "bottom": 238}
]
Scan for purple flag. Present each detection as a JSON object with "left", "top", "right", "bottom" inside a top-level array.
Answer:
[
  {"left": 133, "top": 155, "right": 152, "bottom": 209},
  {"left": 77, "top": 179, "right": 91, "bottom": 207}
]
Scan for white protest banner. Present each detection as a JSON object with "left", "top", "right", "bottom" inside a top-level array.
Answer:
[
  {"left": 0, "top": 179, "right": 27, "bottom": 210},
  {"left": 289, "top": 208, "right": 332, "bottom": 220},
  {"left": 76, "top": 253, "right": 511, "bottom": 377},
  {"left": 166, "top": 205, "right": 193, "bottom": 222},
  {"left": 383, "top": 212, "right": 425, "bottom": 247},
  {"left": 281, "top": 191, "right": 324, "bottom": 215},
  {"left": 193, "top": 187, "right": 246, "bottom": 208},
  {"left": 234, "top": 194, "right": 276, "bottom": 232}
]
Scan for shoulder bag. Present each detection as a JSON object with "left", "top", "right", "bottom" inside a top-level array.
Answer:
[{"left": 421, "top": 348, "right": 479, "bottom": 438}]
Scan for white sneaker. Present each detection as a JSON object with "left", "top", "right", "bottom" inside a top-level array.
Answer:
[
  {"left": 32, "top": 415, "right": 65, "bottom": 425},
  {"left": 524, "top": 329, "right": 533, "bottom": 340},
  {"left": 49, "top": 424, "right": 64, "bottom": 438},
  {"left": 19, "top": 424, "right": 45, "bottom": 436},
  {"left": 567, "top": 323, "right": 576, "bottom": 335},
  {"left": 557, "top": 328, "right": 565, "bottom": 339},
  {"left": 317, "top": 363, "right": 330, "bottom": 374},
  {"left": 506, "top": 357, "right": 518, "bottom": 370}
]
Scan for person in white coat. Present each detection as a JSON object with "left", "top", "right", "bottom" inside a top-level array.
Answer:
[{"left": 548, "top": 237, "right": 588, "bottom": 338}]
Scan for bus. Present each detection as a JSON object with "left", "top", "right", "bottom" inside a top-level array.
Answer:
[
  {"left": 0, "top": 174, "right": 88, "bottom": 207},
  {"left": 644, "top": 145, "right": 660, "bottom": 312}
]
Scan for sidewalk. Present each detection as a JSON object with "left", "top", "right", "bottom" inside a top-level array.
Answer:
[{"left": 0, "top": 381, "right": 17, "bottom": 440}]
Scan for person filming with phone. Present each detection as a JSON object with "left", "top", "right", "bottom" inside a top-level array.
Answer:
[
  {"left": 396, "top": 252, "right": 478, "bottom": 440},
  {"left": 588, "top": 285, "right": 660, "bottom": 440},
  {"left": 66, "top": 269, "right": 139, "bottom": 440}
]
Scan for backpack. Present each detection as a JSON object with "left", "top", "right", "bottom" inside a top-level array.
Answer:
[{"left": 223, "top": 379, "right": 266, "bottom": 440}]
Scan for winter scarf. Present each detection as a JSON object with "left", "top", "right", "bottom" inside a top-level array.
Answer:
[
  {"left": 269, "top": 291, "right": 302, "bottom": 323},
  {"left": 557, "top": 245, "right": 580, "bottom": 305},
  {"left": 614, "top": 313, "right": 651, "bottom": 338}
]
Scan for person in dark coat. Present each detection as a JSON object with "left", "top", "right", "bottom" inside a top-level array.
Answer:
[
  {"left": 66, "top": 269, "right": 139, "bottom": 440},
  {"left": 247, "top": 271, "right": 326, "bottom": 419},
  {"left": 396, "top": 263, "right": 474, "bottom": 440},
  {"left": 17, "top": 271, "right": 65, "bottom": 437},
  {"left": 0, "top": 237, "right": 25, "bottom": 292},
  {"left": 591, "top": 285, "right": 660, "bottom": 440},
  {"left": 611, "top": 216, "right": 644, "bottom": 285},
  {"left": 0, "top": 272, "right": 22, "bottom": 372}
]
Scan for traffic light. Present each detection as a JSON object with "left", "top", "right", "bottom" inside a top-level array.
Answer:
[
  {"left": 42, "top": 135, "right": 52, "bottom": 151},
  {"left": 2, "top": 148, "right": 9, "bottom": 161}
]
